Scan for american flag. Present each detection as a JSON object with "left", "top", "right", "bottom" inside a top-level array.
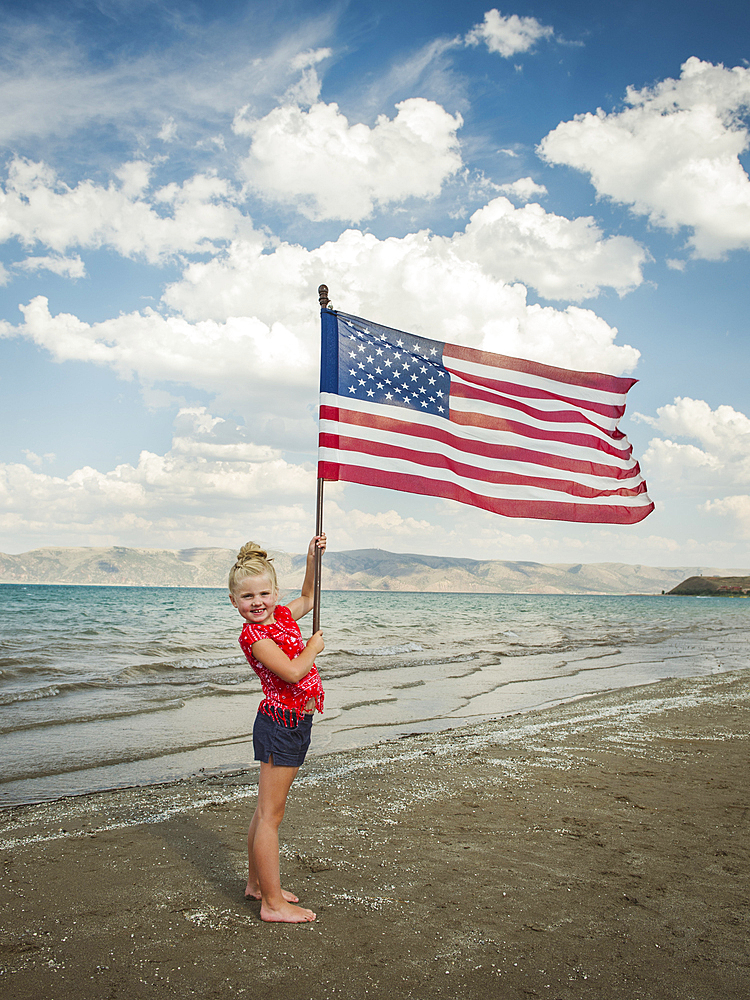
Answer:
[{"left": 318, "top": 310, "right": 654, "bottom": 524}]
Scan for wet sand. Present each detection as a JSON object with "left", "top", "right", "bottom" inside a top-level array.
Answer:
[{"left": 1, "top": 670, "right": 748, "bottom": 1000}]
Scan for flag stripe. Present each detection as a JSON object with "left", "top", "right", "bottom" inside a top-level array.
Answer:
[
  {"left": 319, "top": 402, "right": 643, "bottom": 480},
  {"left": 443, "top": 342, "right": 637, "bottom": 396},
  {"left": 321, "top": 396, "right": 638, "bottom": 471},
  {"left": 449, "top": 375, "right": 625, "bottom": 432},
  {"left": 449, "top": 398, "right": 631, "bottom": 460},
  {"left": 319, "top": 433, "right": 649, "bottom": 499},
  {"left": 318, "top": 461, "right": 654, "bottom": 524}
]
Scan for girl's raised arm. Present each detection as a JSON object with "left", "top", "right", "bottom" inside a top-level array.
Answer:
[
  {"left": 286, "top": 534, "right": 326, "bottom": 622},
  {"left": 250, "top": 631, "right": 324, "bottom": 684}
]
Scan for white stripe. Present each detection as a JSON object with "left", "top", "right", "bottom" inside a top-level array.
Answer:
[
  {"left": 319, "top": 417, "right": 645, "bottom": 490},
  {"left": 449, "top": 382, "right": 624, "bottom": 445},
  {"left": 319, "top": 393, "right": 638, "bottom": 472},
  {"left": 444, "top": 353, "right": 629, "bottom": 409},
  {"left": 448, "top": 371, "right": 622, "bottom": 432},
  {"left": 318, "top": 447, "right": 653, "bottom": 508}
]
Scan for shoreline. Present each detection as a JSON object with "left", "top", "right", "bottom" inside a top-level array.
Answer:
[{"left": 2, "top": 670, "right": 748, "bottom": 999}]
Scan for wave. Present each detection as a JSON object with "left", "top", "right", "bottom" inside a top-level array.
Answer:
[{"left": 342, "top": 642, "right": 424, "bottom": 656}]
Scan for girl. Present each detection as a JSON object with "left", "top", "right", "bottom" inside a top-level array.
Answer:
[{"left": 228, "top": 534, "right": 326, "bottom": 923}]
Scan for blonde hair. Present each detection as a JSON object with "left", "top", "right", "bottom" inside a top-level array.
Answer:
[{"left": 228, "top": 542, "right": 278, "bottom": 594}]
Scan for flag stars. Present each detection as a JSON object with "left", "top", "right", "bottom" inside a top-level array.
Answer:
[{"left": 337, "top": 319, "right": 446, "bottom": 418}]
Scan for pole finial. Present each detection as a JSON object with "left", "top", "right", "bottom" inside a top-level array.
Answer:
[{"left": 318, "top": 284, "right": 331, "bottom": 310}]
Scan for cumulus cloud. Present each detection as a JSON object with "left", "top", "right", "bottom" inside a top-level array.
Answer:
[
  {"left": 465, "top": 9, "right": 554, "bottom": 57},
  {"left": 0, "top": 407, "right": 317, "bottom": 550},
  {"left": 453, "top": 197, "right": 647, "bottom": 300},
  {"left": 3, "top": 217, "right": 640, "bottom": 422},
  {"left": 539, "top": 58, "right": 750, "bottom": 258},
  {"left": 0, "top": 158, "right": 257, "bottom": 265},
  {"left": 2, "top": 296, "right": 319, "bottom": 425},
  {"left": 234, "top": 98, "right": 463, "bottom": 222},
  {"left": 637, "top": 397, "right": 750, "bottom": 492},
  {"left": 163, "top": 216, "right": 643, "bottom": 368}
]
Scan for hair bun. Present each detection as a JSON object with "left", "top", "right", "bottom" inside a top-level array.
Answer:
[{"left": 236, "top": 541, "right": 271, "bottom": 563}]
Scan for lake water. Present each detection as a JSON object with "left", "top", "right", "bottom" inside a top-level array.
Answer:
[{"left": 1, "top": 584, "right": 747, "bottom": 807}]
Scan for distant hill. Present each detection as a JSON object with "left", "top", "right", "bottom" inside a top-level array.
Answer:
[
  {"left": 2, "top": 545, "right": 749, "bottom": 595},
  {"left": 667, "top": 576, "right": 750, "bottom": 597}
]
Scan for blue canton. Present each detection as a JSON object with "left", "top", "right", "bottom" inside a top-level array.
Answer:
[{"left": 336, "top": 314, "right": 450, "bottom": 417}]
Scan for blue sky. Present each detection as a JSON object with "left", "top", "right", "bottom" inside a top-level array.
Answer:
[{"left": 1, "top": 0, "right": 750, "bottom": 568}]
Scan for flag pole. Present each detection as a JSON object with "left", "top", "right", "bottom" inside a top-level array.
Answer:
[{"left": 313, "top": 283, "right": 331, "bottom": 634}]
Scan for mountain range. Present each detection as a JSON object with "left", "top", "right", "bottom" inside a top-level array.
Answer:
[{"left": 2, "top": 546, "right": 748, "bottom": 595}]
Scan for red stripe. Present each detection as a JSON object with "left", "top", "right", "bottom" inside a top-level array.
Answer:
[
  {"left": 450, "top": 379, "right": 626, "bottom": 432},
  {"left": 319, "top": 404, "right": 639, "bottom": 480},
  {"left": 317, "top": 462, "right": 654, "bottom": 524},
  {"left": 319, "top": 432, "right": 649, "bottom": 500},
  {"left": 443, "top": 342, "right": 638, "bottom": 395},
  {"left": 449, "top": 406, "right": 633, "bottom": 461},
  {"left": 448, "top": 369, "right": 626, "bottom": 421}
]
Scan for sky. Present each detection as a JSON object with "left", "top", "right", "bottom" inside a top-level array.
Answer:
[{"left": 1, "top": 0, "right": 750, "bottom": 568}]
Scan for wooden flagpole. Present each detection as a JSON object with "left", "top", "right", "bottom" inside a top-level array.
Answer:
[{"left": 313, "top": 283, "right": 331, "bottom": 633}]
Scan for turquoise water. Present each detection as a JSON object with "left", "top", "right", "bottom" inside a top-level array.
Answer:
[{"left": 1, "top": 585, "right": 747, "bottom": 806}]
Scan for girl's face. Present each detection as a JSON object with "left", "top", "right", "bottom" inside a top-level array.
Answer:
[{"left": 230, "top": 572, "right": 278, "bottom": 627}]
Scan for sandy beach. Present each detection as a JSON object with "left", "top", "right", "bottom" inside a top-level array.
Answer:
[{"left": 1, "top": 670, "right": 748, "bottom": 1000}]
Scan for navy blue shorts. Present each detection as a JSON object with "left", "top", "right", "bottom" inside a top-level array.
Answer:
[{"left": 253, "top": 711, "right": 313, "bottom": 767}]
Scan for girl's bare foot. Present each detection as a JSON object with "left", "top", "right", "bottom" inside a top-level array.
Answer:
[
  {"left": 245, "top": 882, "right": 299, "bottom": 903},
  {"left": 260, "top": 900, "right": 316, "bottom": 923}
]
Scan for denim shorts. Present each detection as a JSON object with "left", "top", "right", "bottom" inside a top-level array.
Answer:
[{"left": 253, "top": 710, "right": 313, "bottom": 767}]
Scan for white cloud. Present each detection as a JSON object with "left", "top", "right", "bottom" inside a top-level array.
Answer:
[
  {"left": 703, "top": 495, "right": 750, "bottom": 538},
  {"left": 0, "top": 407, "right": 317, "bottom": 550},
  {"left": 2, "top": 296, "right": 319, "bottom": 423},
  {"left": 453, "top": 196, "right": 647, "bottom": 300},
  {"left": 0, "top": 262, "right": 9, "bottom": 286},
  {"left": 0, "top": 157, "right": 257, "bottom": 265},
  {"left": 0, "top": 9, "right": 341, "bottom": 150},
  {"left": 496, "top": 177, "right": 548, "bottom": 202},
  {"left": 15, "top": 253, "right": 86, "bottom": 279},
  {"left": 234, "top": 98, "right": 463, "bottom": 222},
  {"left": 538, "top": 58, "right": 750, "bottom": 258},
  {"left": 158, "top": 117, "right": 178, "bottom": 143},
  {"left": 637, "top": 397, "right": 750, "bottom": 490},
  {"left": 162, "top": 226, "right": 640, "bottom": 373},
  {"left": 465, "top": 9, "right": 554, "bottom": 58},
  {"left": 285, "top": 47, "right": 331, "bottom": 105}
]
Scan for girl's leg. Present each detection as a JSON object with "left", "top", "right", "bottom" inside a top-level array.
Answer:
[
  {"left": 249, "top": 758, "right": 316, "bottom": 923},
  {"left": 245, "top": 805, "right": 299, "bottom": 903}
]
